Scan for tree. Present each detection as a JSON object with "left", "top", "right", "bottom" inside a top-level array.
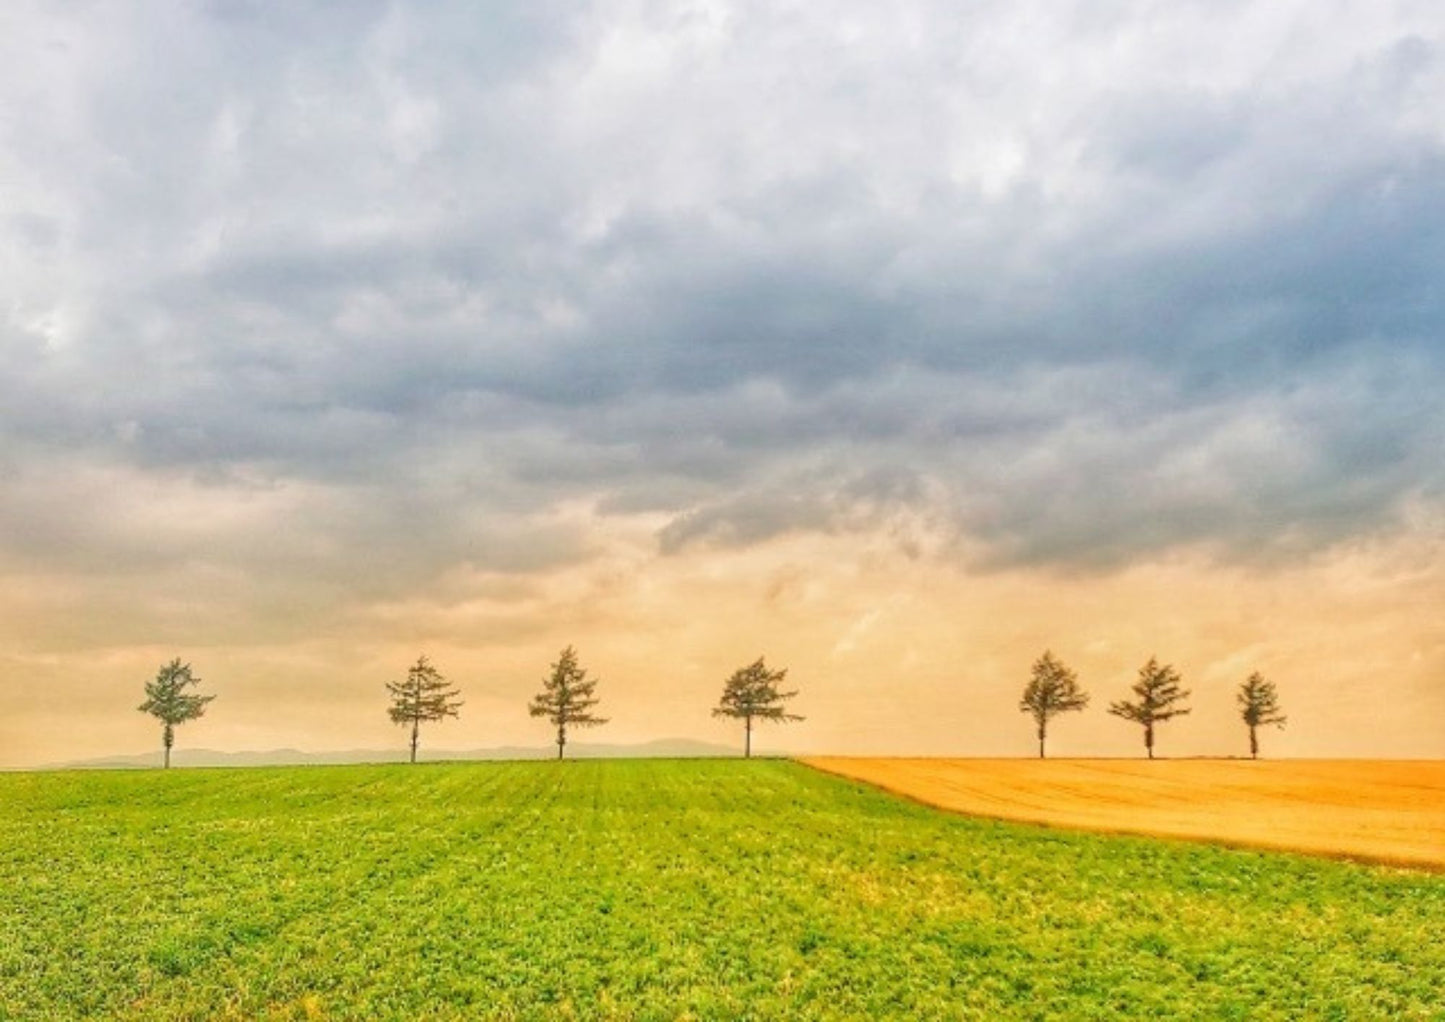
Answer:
[
  {"left": 1107, "top": 657, "right": 1191, "bottom": 759},
  {"left": 712, "top": 657, "right": 802, "bottom": 758},
  {"left": 529, "top": 646, "right": 607, "bottom": 759},
  {"left": 1237, "top": 671, "right": 1286, "bottom": 759},
  {"left": 138, "top": 659, "right": 214, "bottom": 769},
  {"left": 386, "top": 655, "right": 463, "bottom": 764},
  {"left": 1018, "top": 650, "right": 1089, "bottom": 758}
]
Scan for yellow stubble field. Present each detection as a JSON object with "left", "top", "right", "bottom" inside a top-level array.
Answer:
[{"left": 802, "top": 757, "right": 1445, "bottom": 869}]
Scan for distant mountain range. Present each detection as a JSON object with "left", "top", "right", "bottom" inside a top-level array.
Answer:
[{"left": 47, "top": 738, "right": 740, "bottom": 770}]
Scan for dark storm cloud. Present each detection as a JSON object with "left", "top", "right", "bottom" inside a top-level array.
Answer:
[{"left": 1, "top": 0, "right": 1442, "bottom": 618}]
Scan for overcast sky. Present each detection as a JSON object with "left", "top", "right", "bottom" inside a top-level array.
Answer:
[{"left": 2, "top": 0, "right": 1441, "bottom": 766}]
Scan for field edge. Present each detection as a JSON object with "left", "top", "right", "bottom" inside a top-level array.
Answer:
[{"left": 797, "top": 756, "right": 1445, "bottom": 873}]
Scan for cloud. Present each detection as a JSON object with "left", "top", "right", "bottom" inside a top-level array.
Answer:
[{"left": 0, "top": 0, "right": 1442, "bottom": 642}]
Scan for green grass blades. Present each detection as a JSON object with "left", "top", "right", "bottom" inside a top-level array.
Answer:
[{"left": 0, "top": 760, "right": 1441, "bottom": 1020}]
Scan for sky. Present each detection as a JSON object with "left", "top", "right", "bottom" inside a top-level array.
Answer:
[{"left": 1, "top": 0, "right": 1441, "bottom": 767}]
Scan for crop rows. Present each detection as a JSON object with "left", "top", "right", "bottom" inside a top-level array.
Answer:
[{"left": 1, "top": 761, "right": 1442, "bottom": 1019}]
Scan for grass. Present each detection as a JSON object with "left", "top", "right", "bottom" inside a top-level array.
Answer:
[{"left": 0, "top": 759, "right": 1441, "bottom": 1020}]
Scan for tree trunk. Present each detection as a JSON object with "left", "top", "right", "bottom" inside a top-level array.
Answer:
[
  {"left": 163, "top": 724, "right": 174, "bottom": 769},
  {"left": 744, "top": 715, "right": 752, "bottom": 759},
  {"left": 1145, "top": 723, "right": 1154, "bottom": 760},
  {"left": 1038, "top": 722, "right": 1046, "bottom": 759},
  {"left": 557, "top": 724, "right": 566, "bottom": 760},
  {"left": 1249, "top": 726, "right": 1258, "bottom": 759},
  {"left": 409, "top": 718, "right": 419, "bottom": 764}
]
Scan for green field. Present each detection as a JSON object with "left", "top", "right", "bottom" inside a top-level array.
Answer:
[{"left": 1, "top": 760, "right": 1441, "bottom": 1020}]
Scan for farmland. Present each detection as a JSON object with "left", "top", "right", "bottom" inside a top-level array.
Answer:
[
  {"left": 1, "top": 761, "right": 1442, "bottom": 1019},
  {"left": 802, "top": 758, "right": 1445, "bottom": 869}
]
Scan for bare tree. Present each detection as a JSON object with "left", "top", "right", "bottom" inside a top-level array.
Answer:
[
  {"left": 386, "top": 655, "right": 463, "bottom": 763},
  {"left": 713, "top": 657, "right": 802, "bottom": 758},
  {"left": 1107, "top": 657, "right": 1190, "bottom": 759},
  {"left": 138, "top": 659, "right": 214, "bottom": 768},
  {"left": 1019, "top": 651, "right": 1089, "bottom": 758},
  {"left": 529, "top": 646, "right": 607, "bottom": 759},
  {"left": 1237, "top": 671, "right": 1286, "bottom": 759}
]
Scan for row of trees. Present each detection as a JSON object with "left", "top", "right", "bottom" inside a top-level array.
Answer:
[
  {"left": 1021, "top": 651, "right": 1287, "bottom": 759},
  {"left": 139, "top": 648, "right": 802, "bottom": 766},
  {"left": 386, "top": 646, "right": 803, "bottom": 761},
  {"left": 138, "top": 649, "right": 1285, "bottom": 767}
]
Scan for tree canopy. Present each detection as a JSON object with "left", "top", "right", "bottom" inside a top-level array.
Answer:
[
  {"left": 529, "top": 646, "right": 607, "bottom": 759},
  {"left": 713, "top": 657, "right": 802, "bottom": 757},
  {"left": 1237, "top": 671, "right": 1286, "bottom": 759},
  {"left": 1107, "top": 657, "right": 1191, "bottom": 759},
  {"left": 386, "top": 655, "right": 463, "bottom": 763},
  {"left": 1019, "top": 651, "right": 1089, "bottom": 758},
  {"left": 138, "top": 659, "right": 214, "bottom": 768}
]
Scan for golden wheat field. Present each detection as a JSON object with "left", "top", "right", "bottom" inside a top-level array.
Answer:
[{"left": 801, "top": 758, "right": 1445, "bottom": 869}]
